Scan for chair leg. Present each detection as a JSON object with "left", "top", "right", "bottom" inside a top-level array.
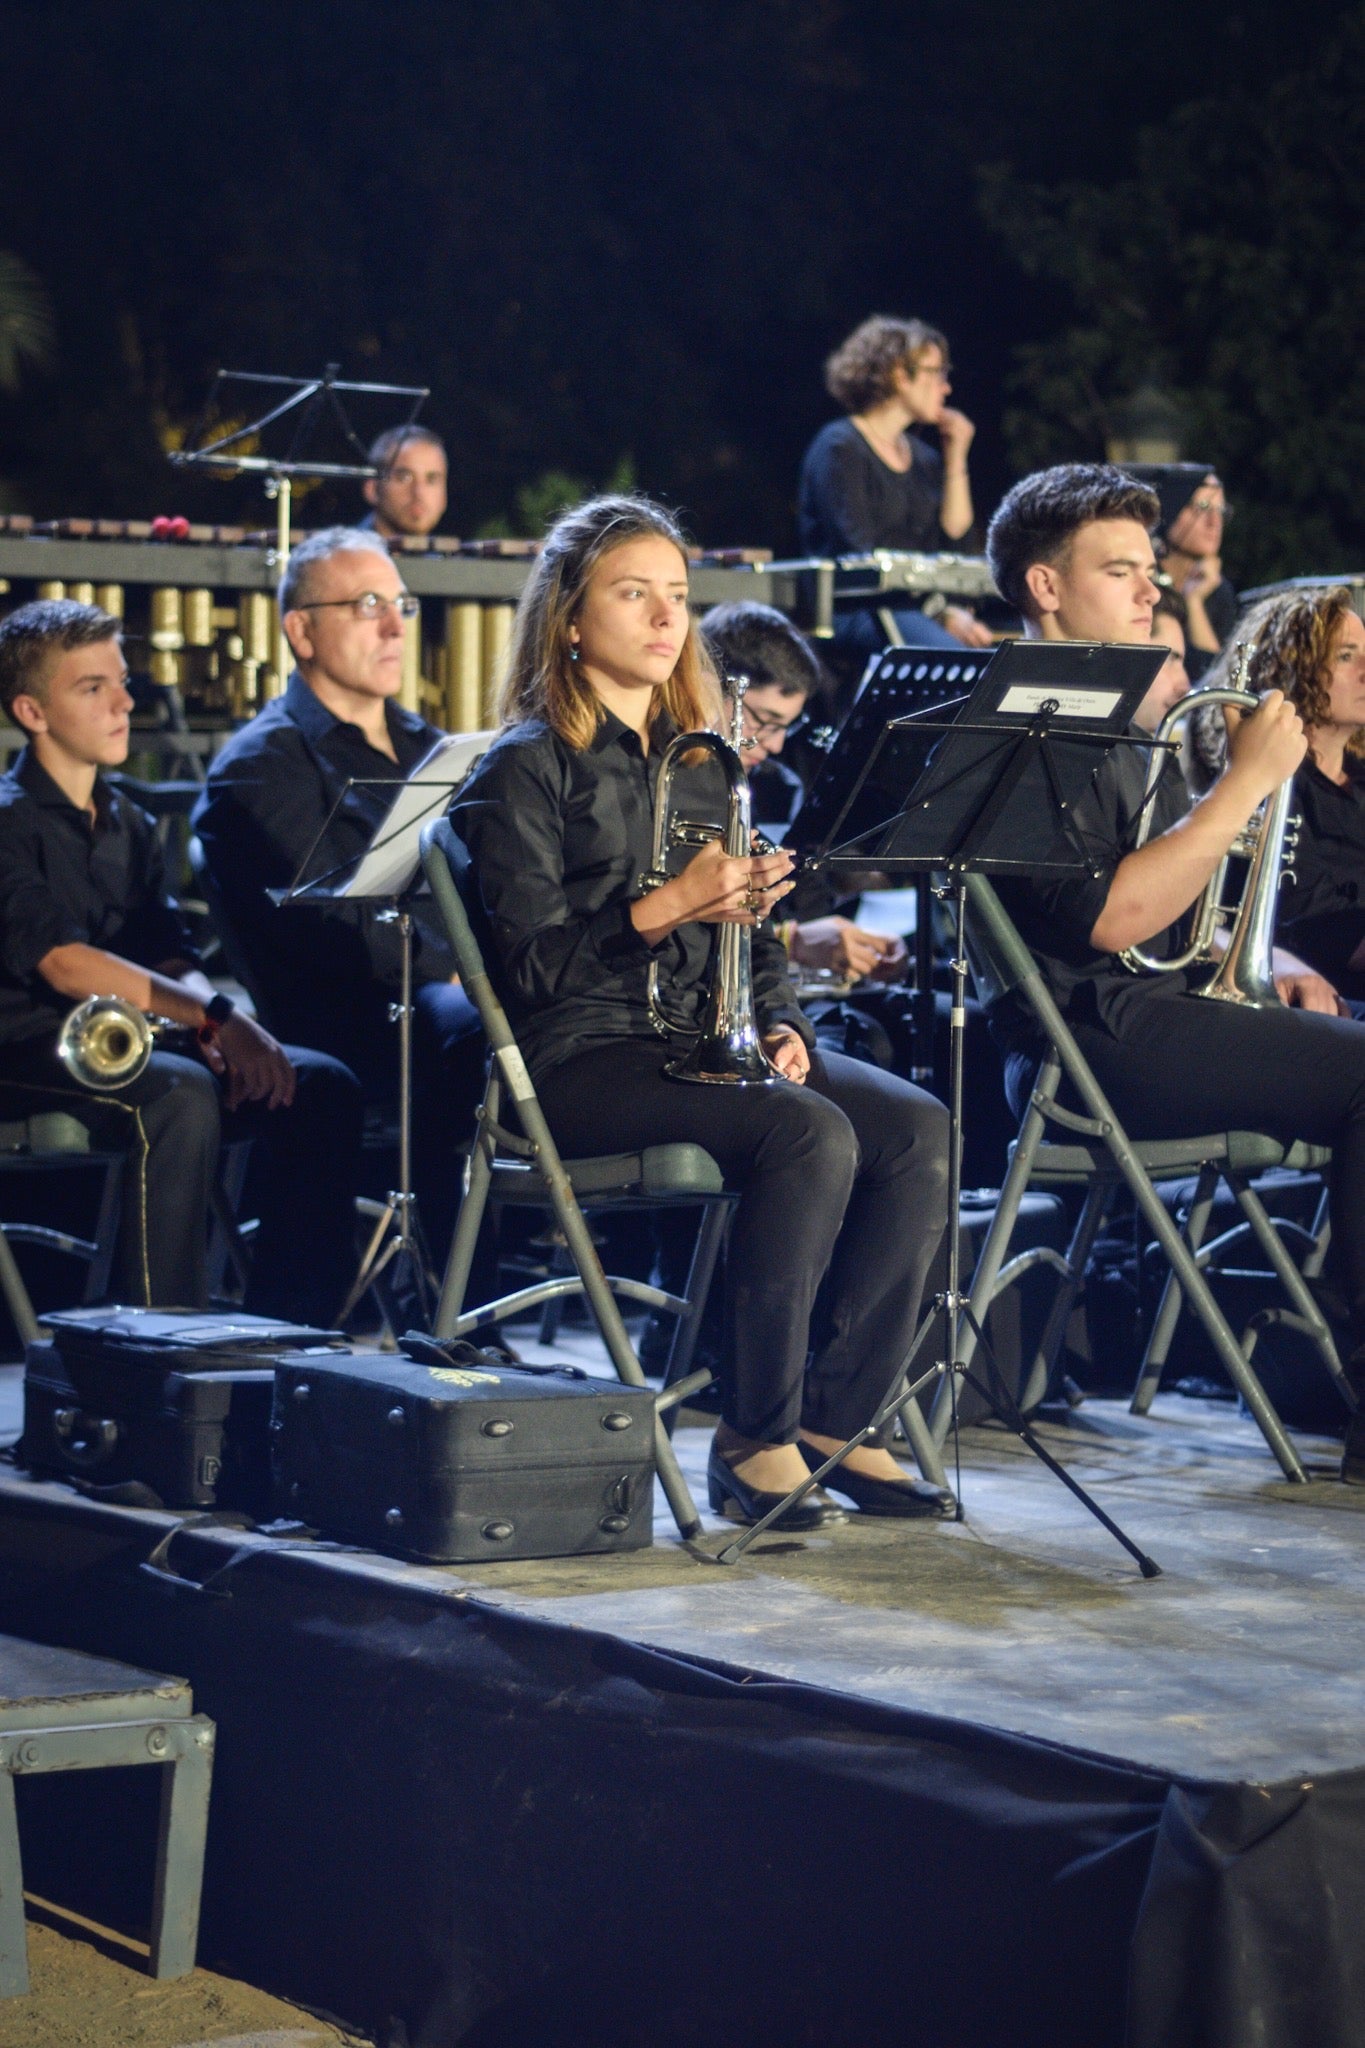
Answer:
[
  {"left": 1225, "top": 1172, "right": 1351, "bottom": 1399},
  {"left": 658, "top": 1201, "right": 729, "bottom": 1420},
  {"left": 1018, "top": 1178, "right": 1111, "bottom": 1416},
  {"left": 929, "top": 1055, "right": 1058, "bottom": 1446},
  {"left": 149, "top": 1720, "right": 214, "bottom": 1981},
  {"left": 1131, "top": 1164, "right": 1218, "bottom": 1415},
  {"left": 0, "top": 1770, "right": 28, "bottom": 1997},
  {"left": 0, "top": 1228, "right": 39, "bottom": 1352},
  {"left": 433, "top": 1083, "right": 499, "bottom": 1341},
  {"left": 85, "top": 1155, "right": 124, "bottom": 1302}
]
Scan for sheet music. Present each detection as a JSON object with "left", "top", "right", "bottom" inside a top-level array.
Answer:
[{"left": 339, "top": 730, "right": 494, "bottom": 899}]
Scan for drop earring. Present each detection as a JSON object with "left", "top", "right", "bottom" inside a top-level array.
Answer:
[{"left": 569, "top": 641, "right": 580, "bottom": 662}]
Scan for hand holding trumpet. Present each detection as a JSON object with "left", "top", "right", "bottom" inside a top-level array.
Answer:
[{"left": 631, "top": 834, "right": 795, "bottom": 945}]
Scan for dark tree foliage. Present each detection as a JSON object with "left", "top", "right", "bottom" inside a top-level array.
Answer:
[
  {"left": 981, "top": 8, "right": 1365, "bottom": 584},
  {"left": 0, "top": 0, "right": 1357, "bottom": 548}
]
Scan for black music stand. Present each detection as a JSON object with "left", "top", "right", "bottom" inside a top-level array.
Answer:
[
  {"left": 170, "top": 363, "right": 430, "bottom": 682},
  {"left": 718, "top": 639, "right": 1170, "bottom": 1572},
  {"left": 788, "top": 645, "right": 998, "bottom": 1080},
  {"left": 273, "top": 736, "right": 489, "bottom": 1329}
]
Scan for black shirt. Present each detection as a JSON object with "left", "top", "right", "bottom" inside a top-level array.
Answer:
[
  {"left": 447, "top": 708, "right": 812, "bottom": 1083},
  {"left": 1276, "top": 754, "right": 1365, "bottom": 995},
  {"left": 988, "top": 735, "right": 1195, "bottom": 1056},
  {"left": 798, "top": 418, "right": 949, "bottom": 557},
  {"left": 192, "top": 673, "right": 453, "bottom": 1063},
  {"left": 0, "top": 748, "right": 194, "bottom": 1054},
  {"left": 1185, "top": 576, "right": 1240, "bottom": 684}
]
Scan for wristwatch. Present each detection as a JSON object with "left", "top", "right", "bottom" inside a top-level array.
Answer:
[{"left": 197, "top": 992, "right": 236, "bottom": 1045}]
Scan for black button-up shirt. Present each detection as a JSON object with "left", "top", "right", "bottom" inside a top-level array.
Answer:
[
  {"left": 988, "top": 734, "right": 1194, "bottom": 1056},
  {"left": 448, "top": 707, "right": 811, "bottom": 1082},
  {"left": 0, "top": 747, "right": 194, "bottom": 1054},
  {"left": 1276, "top": 754, "right": 1365, "bottom": 996},
  {"left": 192, "top": 673, "right": 454, "bottom": 1064}
]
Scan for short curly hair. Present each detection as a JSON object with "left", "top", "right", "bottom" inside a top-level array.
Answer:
[
  {"left": 823, "top": 315, "right": 949, "bottom": 414},
  {"left": 985, "top": 463, "right": 1161, "bottom": 618},
  {"left": 1207, "top": 586, "right": 1358, "bottom": 732}
]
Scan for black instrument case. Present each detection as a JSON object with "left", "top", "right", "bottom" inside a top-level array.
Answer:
[
  {"left": 20, "top": 1307, "right": 343, "bottom": 1512},
  {"left": 271, "top": 1343, "right": 656, "bottom": 1562}
]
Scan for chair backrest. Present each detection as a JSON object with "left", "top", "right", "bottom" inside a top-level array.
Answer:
[
  {"left": 186, "top": 835, "right": 273, "bottom": 1019},
  {"left": 419, "top": 815, "right": 492, "bottom": 988},
  {"left": 419, "top": 815, "right": 521, "bottom": 1071}
]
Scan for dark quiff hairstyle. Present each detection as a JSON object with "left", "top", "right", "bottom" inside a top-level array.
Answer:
[
  {"left": 1207, "top": 586, "right": 1359, "bottom": 740},
  {"left": 823, "top": 315, "right": 949, "bottom": 415},
  {"left": 367, "top": 424, "right": 447, "bottom": 473},
  {"left": 498, "top": 494, "right": 721, "bottom": 749},
  {"left": 0, "top": 599, "right": 121, "bottom": 719},
  {"left": 699, "top": 602, "right": 824, "bottom": 699},
  {"left": 985, "top": 463, "right": 1161, "bottom": 618}
]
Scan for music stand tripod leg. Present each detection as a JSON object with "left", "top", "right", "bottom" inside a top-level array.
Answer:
[
  {"left": 718, "top": 878, "right": 1162, "bottom": 1576},
  {"left": 337, "top": 904, "right": 435, "bottom": 1329}
]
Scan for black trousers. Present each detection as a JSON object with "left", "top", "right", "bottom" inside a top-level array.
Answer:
[
  {"left": 0, "top": 1041, "right": 362, "bottom": 1324},
  {"left": 1005, "top": 995, "right": 1365, "bottom": 1361},
  {"left": 536, "top": 1041, "right": 950, "bottom": 1444}
]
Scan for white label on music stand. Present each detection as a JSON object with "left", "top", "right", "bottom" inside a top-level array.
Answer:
[{"left": 996, "top": 685, "right": 1123, "bottom": 719}]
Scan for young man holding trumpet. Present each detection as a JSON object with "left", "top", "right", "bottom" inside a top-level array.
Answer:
[{"left": 984, "top": 464, "right": 1365, "bottom": 1480}]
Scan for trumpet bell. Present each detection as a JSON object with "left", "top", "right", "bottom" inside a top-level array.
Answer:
[{"left": 57, "top": 995, "right": 155, "bottom": 1091}]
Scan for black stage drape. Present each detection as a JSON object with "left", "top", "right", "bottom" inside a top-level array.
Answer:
[{"left": 0, "top": 1488, "right": 1362, "bottom": 2048}]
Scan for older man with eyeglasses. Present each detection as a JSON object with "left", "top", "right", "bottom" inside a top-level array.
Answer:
[{"left": 193, "top": 528, "right": 487, "bottom": 1265}]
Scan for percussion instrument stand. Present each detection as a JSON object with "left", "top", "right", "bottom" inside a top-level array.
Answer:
[{"left": 338, "top": 898, "right": 438, "bottom": 1330}]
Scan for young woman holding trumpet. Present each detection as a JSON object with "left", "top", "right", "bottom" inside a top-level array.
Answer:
[{"left": 448, "top": 494, "right": 952, "bottom": 1528}]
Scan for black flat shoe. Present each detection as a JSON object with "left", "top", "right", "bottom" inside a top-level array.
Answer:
[
  {"left": 799, "top": 1441, "right": 957, "bottom": 1519},
  {"left": 706, "top": 1446, "right": 848, "bottom": 1531}
]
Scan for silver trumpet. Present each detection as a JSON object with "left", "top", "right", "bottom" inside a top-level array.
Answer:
[
  {"left": 1120, "top": 654, "right": 1300, "bottom": 1005},
  {"left": 640, "top": 675, "right": 779, "bottom": 1085},
  {"left": 57, "top": 995, "right": 162, "bottom": 1090}
]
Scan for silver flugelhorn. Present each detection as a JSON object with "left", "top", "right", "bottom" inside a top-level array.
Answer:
[
  {"left": 1120, "top": 654, "right": 1299, "bottom": 1006},
  {"left": 640, "top": 675, "right": 778, "bottom": 1085},
  {"left": 57, "top": 995, "right": 161, "bottom": 1090}
]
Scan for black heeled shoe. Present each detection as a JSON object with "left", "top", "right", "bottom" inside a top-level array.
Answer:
[
  {"left": 799, "top": 1441, "right": 957, "bottom": 1519},
  {"left": 706, "top": 1446, "right": 848, "bottom": 1530}
]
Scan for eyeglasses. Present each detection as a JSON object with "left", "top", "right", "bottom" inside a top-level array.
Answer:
[
  {"left": 298, "top": 591, "right": 421, "bottom": 620},
  {"left": 1187, "top": 496, "right": 1232, "bottom": 521},
  {"left": 911, "top": 361, "right": 952, "bottom": 382},
  {"left": 741, "top": 706, "right": 806, "bottom": 746}
]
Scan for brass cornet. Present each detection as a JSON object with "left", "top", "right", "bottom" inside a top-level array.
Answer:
[
  {"left": 57, "top": 995, "right": 162, "bottom": 1090},
  {"left": 1120, "top": 646, "right": 1299, "bottom": 1005},
  {"left": 639, "top": 675, "right": 779, "bottom": 1085}
]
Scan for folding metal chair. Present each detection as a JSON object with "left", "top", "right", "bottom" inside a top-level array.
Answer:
[
  {"left": 420, "top": 815, "right": 738, "bottom": 1541},
  {"left": 0, "top": 1114, "right": 123, "bottom": 1350},
  {"left": 926, "top": 873, "right": 1351, "bottom": 1485}
]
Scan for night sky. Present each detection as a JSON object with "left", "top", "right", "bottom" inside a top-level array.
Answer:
[{"left": 0, "top": 0, "right": 1358, "bottom": 569}]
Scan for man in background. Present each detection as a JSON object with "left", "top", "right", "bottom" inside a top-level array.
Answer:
[{"left": 360, "top": 426, "right": 449, "bottom": 541}]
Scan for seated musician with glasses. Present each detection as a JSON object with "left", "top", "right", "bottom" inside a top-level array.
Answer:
[
  {"left": 700, "top": 600, "right": 907, "bottom": 987},
  {"left": 0, "top": 599, "right": 361, "bottom": 1317},
  {"left": 798, "top": 314, "right": 992, "bottom": 655},
  {"left": 1127, "top": 463, "right": 1237, "bottom": 680},
  {"left": 984, "top": 463, "right": 1365, "bottom": 1482},
  {"left": 192, "top": 529, "right": 486, "bottom": 1257},
  {"left": 448, "top": 493, "right": 953, "bottom": 1528},
  {"left": 359, "top": 426, "right": 449, "bottom": 542}
]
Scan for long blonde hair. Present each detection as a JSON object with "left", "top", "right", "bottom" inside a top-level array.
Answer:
[{"left": 497, "top": 494, "right": 722, "bottom": 747}]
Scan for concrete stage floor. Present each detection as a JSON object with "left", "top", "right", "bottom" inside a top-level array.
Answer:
[{"left": 2, "top": 1361, "right": 1362, "bottom": 1786}]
